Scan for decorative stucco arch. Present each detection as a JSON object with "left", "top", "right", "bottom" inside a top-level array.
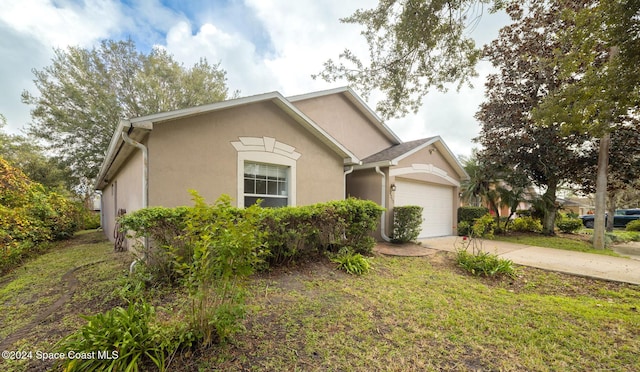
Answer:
[{"left": 389, "top": 163, "right": 460, "bottom": 187}]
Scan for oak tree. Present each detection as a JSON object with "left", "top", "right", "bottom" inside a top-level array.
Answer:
[
  {"left": 533, "top": 0, "right": 640, "bottom": 247},
  {"left": 475, "top": 0, "right": 594, "bottom": 235},
  {"left": 22, "top": 40, "right": 234, "bottom": 199}
]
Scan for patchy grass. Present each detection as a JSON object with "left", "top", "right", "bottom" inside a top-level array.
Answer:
[
  {"left": 494, "top": 232, "right": 622, "bottom": 257},
  {"left": 180, "top": 254, "right": 640, "bottom": 371},
  {"left": 0, "top": 231, "right": 133, "bottom": 371},
  {"left": 2, "top": 235, "right": 639, "bottom": 371}
]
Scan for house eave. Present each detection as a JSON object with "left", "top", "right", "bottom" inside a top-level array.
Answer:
[
  {"left": 95, "top": 117, "right": 155, "bottom": 190},
  {"left": 95, "top": 91, "right": 362, "bottom": 190},
  {"left": 353, "top": 160, "right": 397, "bottom": 170}
]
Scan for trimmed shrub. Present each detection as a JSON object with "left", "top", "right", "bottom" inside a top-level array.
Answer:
[
  {"left": 556, "top": 218, "right": 583, "bottom": 233},
  {"left": 119, "top": 206, "right": 191, "bottom": 285},
  {"left": 510, "top": 216, "right": 543, "bottom": 233},
  {"left": 260, "top": 198, "right": 383, "bottom": 264},
  {"left": 626, "top": 219, "right": 640, "bottom": 232},
  {"left": 458, "top": 206, "right": 489, "bottom": 223},
  {"left": 392, "top": 205, "right": 423, "bottom": 243},
  {"left": 120, "top": 196, "right": 384, "bottom": 275},
  {"left": 326, "top": 198, "right": 383, "bottom": 254}
]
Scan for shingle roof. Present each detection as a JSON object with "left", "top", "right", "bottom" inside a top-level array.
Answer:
[{"left": 361, "top": 137, "right": 435, "bottom": 164}]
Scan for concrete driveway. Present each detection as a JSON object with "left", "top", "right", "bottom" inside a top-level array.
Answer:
[{"left": 420, "top": 236, "right": 640, "bottom": 286}]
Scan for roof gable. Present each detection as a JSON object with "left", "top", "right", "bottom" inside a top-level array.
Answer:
[
  {"left": 95, "top": 91, "right": 360, "bottom": 190},
  {"left": 288, "top": 87, "right": 402, "bottom": 145},
  {"left": 359, "top": 136, "right": 469, "bottom": 180}
]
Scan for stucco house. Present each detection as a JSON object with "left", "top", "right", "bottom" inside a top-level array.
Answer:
[{"left": 95, "top": 87, "right": 468, "bottom": 242}]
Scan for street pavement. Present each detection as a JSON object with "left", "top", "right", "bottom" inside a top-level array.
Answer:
[{"left": 419, "top": 236, "right": 640, "bottom": 285}]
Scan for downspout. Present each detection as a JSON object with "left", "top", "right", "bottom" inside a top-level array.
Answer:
[
  {"left": 343, "top": 166, "right": 354, "bottom": 198},
  {"left": 97, "top": 190, "right": 103, "bottom": 230},
  {"left": 375, "top": 166, "right": 391, "bottom": 242},
  {"left": 121, "top": 130, "right": 148, "bottom": 210},
  {"left": 121, "top": 130, "right": 149, "bottom": 272}
]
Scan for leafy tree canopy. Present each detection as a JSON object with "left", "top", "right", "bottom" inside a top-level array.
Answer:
[
  {"left": 533, "top": 0, "right": 640, "bottom": 136},
  {"left": 22, "top": 39, "right": 234, "bottom": 198},
  {"left": 0, "top": 115, "right": 72, "bottom": 191},
  {"left": 315, "top": 0, "right": 504, "bottom": 119},
  {"left": 475, "top": 0, "right": 597, "bottom": 234}
]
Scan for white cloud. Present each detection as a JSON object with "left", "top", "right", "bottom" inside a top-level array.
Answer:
[
  {"left": 164, "top": 21, "right": 279, "bottom": 95},
  {"left": 0, "top": 0, "right": 511, "bottom": 157},
  {"left": 0, "top": 0, "right": 121, "bottom": 48},
  {"left": 245, "top": 0, "right": 373, "bottom": 95}
]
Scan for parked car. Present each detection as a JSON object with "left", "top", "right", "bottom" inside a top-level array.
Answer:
[{"left": 580, "top": 209, "right": 640, "bottom": 228}]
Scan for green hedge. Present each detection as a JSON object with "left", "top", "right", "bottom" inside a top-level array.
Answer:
[
  {"left": 457, "top": 206, "right": 489, "bottom": 236},
  {"left": 392, "top": 205, "right": 423, "bottom": 243},
  {"left": 458, "top": 206, "right": 489, "bottom": 223},
  {"left": 556, "top": 218, "right": 583, "bottom": 233},
  {"left": 119, "top": 196, "right": 384, "bottom": 281}
]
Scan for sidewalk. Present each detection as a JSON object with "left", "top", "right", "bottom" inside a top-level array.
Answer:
[{"left": 419, "top": 236, "right": 640, "bottom": 286}]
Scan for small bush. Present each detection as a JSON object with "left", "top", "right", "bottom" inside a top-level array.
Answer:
[
  {"left": 456, "top": 250, "right": 517, "bottom": 279},
  {"left": 185, "top": 192, "right": 266, "bottom": 346},
  {"left": 55, "top": 301, "right": 170, "bottom": 371},
  {"left": 472, "top": 214, "right": 497, "bottom": 239},
  {"left": 556, "top": 218, "right": 583, "bottom": 234},
  {"left": 331, "top": 248, "right": 371, "bottom": 275},
  {"left": 510, "top": 216, "right": 543, "bottom": 233},
  {"left": 458, "top": 206, "right": 489, "bottom": 223},
  {"left": 323, "top": 198, "right": 384, "bottom": 254},
  {"left": 612, "top": 231, "right": 640, "bottom": 242},
  {"left": 392, "top": 205, "right": 423, "bottom": 243},
  {"left": 625, "top": 219, "right": 640, "bottom": 232}
]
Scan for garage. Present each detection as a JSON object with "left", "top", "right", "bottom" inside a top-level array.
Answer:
[{"left": 394, "top": 178, "right": 454, "bottom": 238}]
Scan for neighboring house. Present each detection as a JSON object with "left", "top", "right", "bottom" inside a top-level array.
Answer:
[
  {"left": 557, "top": 197, "right": 593, "bottom": 216},
  {"left": 95, "top": 87, "right": 468, "bottom": 243}
]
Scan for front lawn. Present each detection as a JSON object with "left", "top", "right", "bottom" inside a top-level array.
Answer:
[
  {"left": 493, "top": 233, "right": 622, "bottom": 257},
  {"left": 197, "top": 254, "right": 640, "bottom": 371},
  {"left": 2, "top": 231, "right": 639, "bottom": 371}
]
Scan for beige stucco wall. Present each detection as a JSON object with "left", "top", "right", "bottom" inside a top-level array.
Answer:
[
  {"left": 393, "top": 144, "right": 460, "bottom": 186},
  {"left": 100, "top": 149, "right": 144, "bottom": 242},
  {"left": 147, "top": 100, "right": 345, "bottom": 208},
  {"left": 346, "top": 168, "right": 389, "bottom": 240},
  {"left": 292, "top": 94, "right": 395, "bottom": 159}
]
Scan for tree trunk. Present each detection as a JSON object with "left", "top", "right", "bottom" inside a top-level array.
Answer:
[
  {"left": 541, "top": 182, "right": 558, "bottom": 235},
  {"left": 606, "top": 193, "right": 616, "bottom": 232},
  {"left": 593, "top": 132, "right": 610, "bottom": 249}
]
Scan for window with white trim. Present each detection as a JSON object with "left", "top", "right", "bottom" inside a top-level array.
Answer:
[{"left": 243, "top": 162, "right": 289, "bottom": 207}]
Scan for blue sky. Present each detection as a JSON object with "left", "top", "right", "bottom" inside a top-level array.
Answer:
[{"left": 0, "top": 0, "right": 511, "bottom": 157}]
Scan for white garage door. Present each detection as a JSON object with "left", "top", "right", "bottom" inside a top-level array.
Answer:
[{"left": 394, "top": 179, "right": 453, "bottom": 238}]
